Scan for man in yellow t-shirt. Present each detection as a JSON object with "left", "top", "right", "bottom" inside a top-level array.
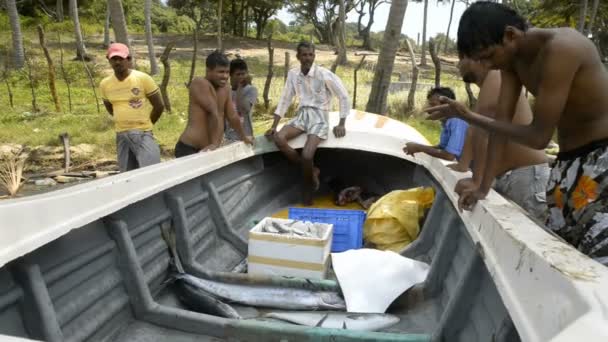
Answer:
[{"left": 99, "top": 43, "right": 164, "bottom": 172}]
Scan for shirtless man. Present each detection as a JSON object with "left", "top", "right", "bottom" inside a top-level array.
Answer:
[
  {"left": 175, "top": 51, "right": 253, "bottom": 157},
  {"left": 452, "top": 57, "right": 550, "bottom": 222},
  {"left": 427, "top": 2, "right": 608, "bottom": 264}
]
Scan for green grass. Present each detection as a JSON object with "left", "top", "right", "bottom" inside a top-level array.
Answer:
[{"left": 0, "top": 33, "right": 469, "bottom": 165}]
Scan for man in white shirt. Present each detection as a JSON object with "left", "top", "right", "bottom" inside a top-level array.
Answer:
[{"left": 265, "top": 42, "right": 351, "bottom": 205}]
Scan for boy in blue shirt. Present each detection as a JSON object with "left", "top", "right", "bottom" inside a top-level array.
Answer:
[{"left": 403, "top": 87, "right": 468, "bottom": 161}]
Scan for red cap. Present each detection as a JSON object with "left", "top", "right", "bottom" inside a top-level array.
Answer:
[{"left": 107, "top": 43, "right": 129, "bottom": 59}]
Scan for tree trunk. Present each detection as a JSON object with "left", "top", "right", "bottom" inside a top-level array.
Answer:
[
  {"left": 405, "top": 39, "right": 418, "bottom": 111},
  {"left": 587, "top": 0, "right": 600, "bottom": 35},
  {"left": 361, "top": 2, "right": 377, "bottom": 51},
  {"left": 443, "top": 0, "right": 455, "bottom": 53},
  {"left": 217, "top": 0, "right": 223, "bottom": 51},
  {"left": 144, "top": 0, "right": 159, "bottom": 75},
  {"left": 420, "top": 0, "right": 429, "bottom": 66},
  {"left": 160, "top": 43, "right": 174, "bottom": 112},
  {"left": 366, "top": 0, "right": 409, "bottom": 114},
  {"left": 577, "top": 0, "right": 589, "bottom": 33},
  {"left": 108, "top": 0, "right": 133, "bottom": 63},
  {"left": 70, "top": 0, "right": 88, "bottom": 60},
  {"left": 38, "top": 25, "right": 61, "bottom": 112},
  {"left": 284, "top": 51, "right": 290, "bottom": 82},
  {"left": 231, "top": 0, "right": 238, "bottom": 36},
  {"left": 187, "top": 27, "right": 199, "bottom": 87},
  {"left": 429, "top": 38, "right": 440, "bottom": 87},
  {"left": 58, "top": 34, "right": 72, "bottom": 112},
  {"left": 24, "top": 51, "right": 39, "bottom": 112},
  {"left": 335, "top": 0, "right": 348, "bottom": 65},
  {"left": 103, "top": 4, "right": 111, "bottom": 48},
  {"left": 6, "top": 0, "right": 24, "bottom": 69},
  {"left": 56, "top": 0, "right": 64, "bottom": 21},
  {"left": 238, "top": 2, "right": 246, "bottom": 36},
  {"left": 263, "top": 35, "right": 274, "bottom": 109},
  {"left": 81, "top": 55, "right": 101, "bottom": 114},
  {"left": 243, "top": 5, "right": 249, "bottom": 38},
  {"left": 3, "top": 51, "right": 14, "bottom": 108},
  {"left": 353, "top": 55, "right": 366, "bottom": 109}
]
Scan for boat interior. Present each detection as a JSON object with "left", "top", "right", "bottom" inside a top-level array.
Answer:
[{"left": 0, "top": 148, "right": 521, "bottom": 342}]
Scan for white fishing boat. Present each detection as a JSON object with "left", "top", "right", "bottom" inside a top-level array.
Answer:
[{"left": 0, "top": 111, "right": 607, "bottom": 342}]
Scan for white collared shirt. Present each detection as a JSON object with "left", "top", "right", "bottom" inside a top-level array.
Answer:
[{"left": 274, "top": 64, "right": 350, "bottom": 118}]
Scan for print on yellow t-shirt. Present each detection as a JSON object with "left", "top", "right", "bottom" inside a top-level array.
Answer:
[{"left": 99, "top": 70, "right": 160, "bottom": 132}]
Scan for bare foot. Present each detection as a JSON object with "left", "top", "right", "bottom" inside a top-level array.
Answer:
[{"left": 312, "top": 167, "right": 320, "bottom": 191}]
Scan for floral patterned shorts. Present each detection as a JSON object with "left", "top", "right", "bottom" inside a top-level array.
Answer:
[{"left": 546, "top": 139, "right": 608, "bottom": 266}]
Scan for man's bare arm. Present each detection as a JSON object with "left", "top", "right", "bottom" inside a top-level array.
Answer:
[
  {"left": 420, "top": 146, "right": 457, "bottom": 161},
  {"left": 469, "top": 71, "right": 501, "bottom": 185},
  {"left": 438, "top": 45, "right": 578, "bottom": 151},
  {"left": 103, "top": 100, "right": 113, "bottom": 116},
  {"left": 476, "top": 70, "right": 521, "bottom": 195},
  {"left": 147, "top": 92, "right": 164, "bottom": 124},
  {"left": 404, "top": 142, "right": 457, "bottom": 161},
  {"left": 190, "top": 78, "right": 221, "bottom": 145}
]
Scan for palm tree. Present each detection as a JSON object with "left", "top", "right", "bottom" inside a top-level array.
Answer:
[
  {"left": 108, "top": 0, "right": 133, "bottom": 62},
  {"left": 420, "top": 0, "right": 429, "bottom": 66},
  {"left": 443, "top": 0, "right": 456, "bottom": 53},
  {"left": 218, "top": 0, "right": 223, "bottom": 51},
  {"left": 586, "top": 0, "right": 600, "bottom": 35},
  {"left": 365, "top": 0, "right": 409, "bottom": 114},
  {"left": 56, "top": 0, "right": 64, "bottom": 21},
  {"left": 144, "top": 0, "right": 159, "bottom": 74},
  {"left": 69, "top": 0, "right": 88, "bottom": 60},
  {"left": 6, "top": 0, "right": 24, "bottom": 68},
  {"left": 577, "top": 0, "right": 589, "bottom": 33},
  {"left": 336, "top": 0, "right": 348, "bottom": 65},
  {"left": 103, "top": 4, "right": 111, "bottom": 48}
]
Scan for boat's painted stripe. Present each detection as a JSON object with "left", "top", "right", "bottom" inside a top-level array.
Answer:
[
  {"left": 248, "top": 255, "right": 327, "bottom": 271},
  {"left": 228, "top": 319, "right": 432, "bottom": 341}
]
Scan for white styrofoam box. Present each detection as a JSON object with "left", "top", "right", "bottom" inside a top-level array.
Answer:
[{"left": 248, "top": 217, "right": 333, "bottom": 279}]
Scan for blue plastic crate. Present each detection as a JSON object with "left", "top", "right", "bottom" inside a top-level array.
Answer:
[{"left": 288, "top": 207, "right": 366, "bottom": 252}]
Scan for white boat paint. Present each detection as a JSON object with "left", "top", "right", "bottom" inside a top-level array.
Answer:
[{"left": 1, "top": 111, "right": 607, "bottom": 342}]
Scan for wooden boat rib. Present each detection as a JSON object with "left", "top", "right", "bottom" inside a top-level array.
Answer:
[{"left": 0, "top": 111, "right": 607, "bottom": 342}]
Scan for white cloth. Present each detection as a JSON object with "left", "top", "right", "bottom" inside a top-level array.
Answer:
[
  {"left": 274, "top": 64, "right": 350, "bottom": 119},
  {"left": 332, "top": 248, "right": 430, "bottom": 313}
]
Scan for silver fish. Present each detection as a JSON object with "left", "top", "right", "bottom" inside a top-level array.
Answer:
[
  {"left": 174, "top": 280, "right": 242, "bottom": 319},
  {"left": 173, "top": 273, "right": 346, "bottom": 311},
  {"left": 264, "top": 312, "right": 400, "bottom": 331}
]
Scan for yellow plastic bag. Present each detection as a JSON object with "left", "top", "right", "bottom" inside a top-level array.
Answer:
[{"left": 364, "top": 187, "right": 435, "bottom": 252}]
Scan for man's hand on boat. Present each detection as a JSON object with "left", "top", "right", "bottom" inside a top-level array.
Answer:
[
  {"left": 455, "top": 178, "right": 477, "bottom": 195},
  {"left": 447, "top": 163, "right": 470, "bottom": 172},
  {"left": 424, "top": 96, "right": 472, "bottom": 121},
  {"left": 402, "top": 142, "right": 423, "bottom": 156},
  {"left": 333, "top": 124, "right": 346, "bottom": 138},
  {"left": 457, "top": 185, "right": 489, "bottom": 212},
  {"left": 265, "top": 128, "right": 276, "bottom": 140},
  {"left": 243, "top": 136, "right": 255, "bottom": 146}
]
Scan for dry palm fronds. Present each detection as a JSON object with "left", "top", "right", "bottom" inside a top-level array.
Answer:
[{"left": 0, "top": 149, "right": 28, "bottom": 197}]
